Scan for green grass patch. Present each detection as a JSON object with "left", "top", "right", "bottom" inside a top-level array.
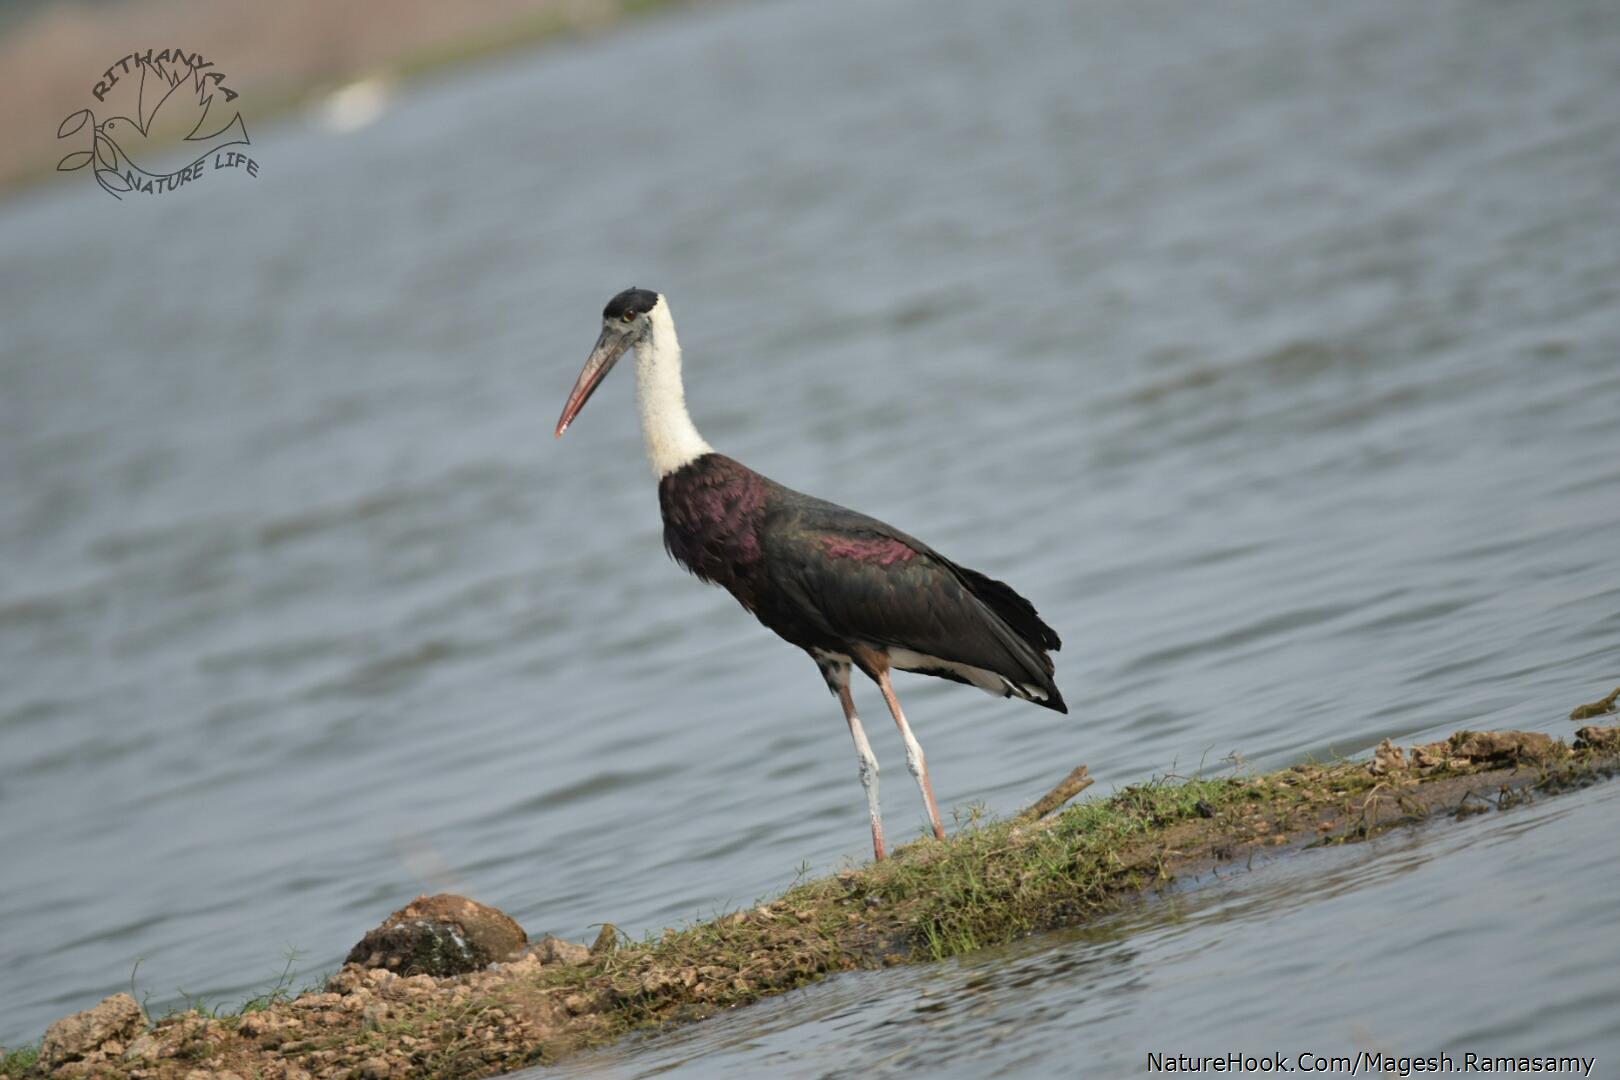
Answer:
[{"left": 0, "top": 1046, "right": 39, "bottom": 1078}]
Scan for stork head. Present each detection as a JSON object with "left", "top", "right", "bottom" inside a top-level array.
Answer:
[{"left": 555, "top": 287, "right": 662, "bottom": 437}]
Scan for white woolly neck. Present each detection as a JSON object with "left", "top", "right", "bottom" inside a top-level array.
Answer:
[{"left": 634, "top": 296, "right": 712, "bottom": 479}]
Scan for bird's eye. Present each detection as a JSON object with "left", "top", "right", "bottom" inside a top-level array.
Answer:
[{"left": 621, "top": 311, "right": 636, "bottom": 323}]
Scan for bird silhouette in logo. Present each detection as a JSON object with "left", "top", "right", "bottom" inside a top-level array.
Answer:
[{"left": 95, "top": 57, "right": 249, "bottom": 176}]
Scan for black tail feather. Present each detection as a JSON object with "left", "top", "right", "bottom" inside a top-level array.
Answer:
[
  {"left": 1021, "top": 682, "right": 1068, "bottom": 714},
  {"left": 952, "top": 564, "right": 1067, "bottom": 713},
  {"left": 955, "top": 566, "right": 1063, "bottom": 658}
]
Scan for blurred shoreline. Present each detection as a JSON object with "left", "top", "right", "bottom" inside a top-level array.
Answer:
[{"left": 1, "top": 0, "right": 686, "bottom": 197}]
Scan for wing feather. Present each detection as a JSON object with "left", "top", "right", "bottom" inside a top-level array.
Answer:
[{"left": 759, "top": 497, "right": 1063, "bottom": 704}]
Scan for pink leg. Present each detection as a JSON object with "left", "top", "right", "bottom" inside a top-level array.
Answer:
[
  {"left": 876, "top": 670, "right": 946, "bottom": 841},
  {"left": 837, "top": 682, "right": 886, "bottom": 861}
]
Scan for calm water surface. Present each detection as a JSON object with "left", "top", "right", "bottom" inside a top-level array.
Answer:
[{"left": 3, "top": 0, "right": 1619, "bottom": 1066}]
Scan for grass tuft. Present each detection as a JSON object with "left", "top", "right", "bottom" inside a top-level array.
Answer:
[{"left": 0, "top": 1047, "right": 38, "bottom": 1078}]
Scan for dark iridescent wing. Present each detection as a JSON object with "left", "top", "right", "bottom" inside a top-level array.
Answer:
[{"left": 760, "top": 496, "right": 1062, "bottom": 704}]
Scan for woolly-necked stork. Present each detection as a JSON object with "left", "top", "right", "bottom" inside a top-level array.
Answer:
[{"left": 555, "top": 288, "right": 1066, "bottom": 861}]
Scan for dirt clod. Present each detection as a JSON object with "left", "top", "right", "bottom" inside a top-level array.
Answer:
[
  {"left": 1369, "top": 739, "right": 1406, "bottom": 774},
  {"left": 1446, "top": 730, "right": 1562, "bottom": 764},
  {"left": 39, "top": 993, "right": 146, "bottom": 1068},
  {"left": 1410, "top": 744, "right": 1445, "bottom": 769},
  {"left": 1574, "top": 725, "right": 1620, "bottom": 752}
]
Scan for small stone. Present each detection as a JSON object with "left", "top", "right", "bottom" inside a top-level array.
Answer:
[
  {"left": 640, "top": 970, "right": 679, "bottom": 994},
  {"left": 1369, "top": 739, "right": 1406, "bottom": 775},
  {"left": 40, "top": 993, "right": 147, "bottom": 1068},
  {"left": 358, "top": 1057, "right": 391, "bottom": 1079},
  {"left": 530, "top": 934, "right": 591, "bottom": 967},
  {"left": 504, "top": 951, "right": 542, "bottom": 973},
  {"left": 125, "top": 1034, "right": 160, "bottom": 1062},
  {"left": 325, "top": 966, "right": 366, "bottom": 995},
  {"left": 293, "top": 992, "right": 343, "bottom": 1010}
]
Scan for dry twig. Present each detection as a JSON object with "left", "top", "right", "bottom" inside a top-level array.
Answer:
[{"left": 1017, "top": 765, "right": 1093, "bottom": 823}]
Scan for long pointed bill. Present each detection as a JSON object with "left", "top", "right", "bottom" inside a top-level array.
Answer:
[{"left": 555, "top": 327, "right": 631, "bottom": 437}]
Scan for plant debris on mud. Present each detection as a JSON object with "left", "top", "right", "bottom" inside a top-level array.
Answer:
[{"left": 9, "top": 712, "right": 1619, "bottom": 1080}]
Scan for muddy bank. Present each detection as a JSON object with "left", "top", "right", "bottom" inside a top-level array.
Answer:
[{"left": 9, "top": 718, "right": 1619, "bottom": 1079}]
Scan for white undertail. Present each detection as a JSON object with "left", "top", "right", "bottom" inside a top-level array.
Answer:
[{"left": 635, "top": 296, "right": 712, "bottom": 479}]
